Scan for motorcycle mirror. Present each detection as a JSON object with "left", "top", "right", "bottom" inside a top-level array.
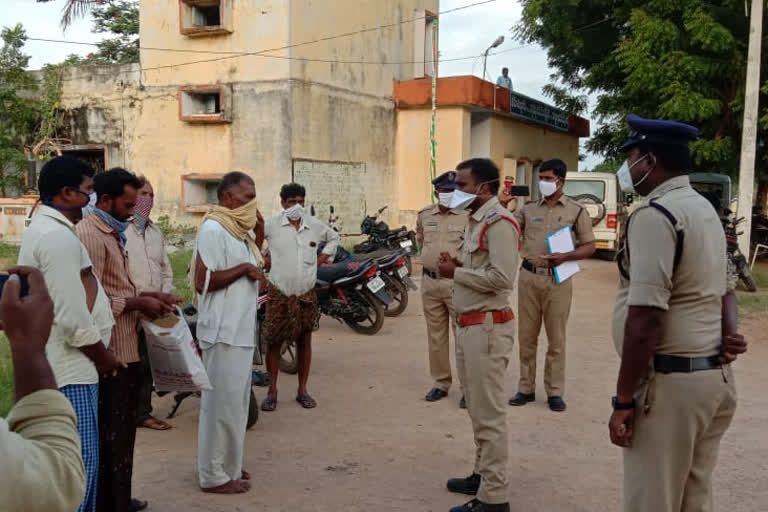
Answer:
[
  {"left": 330, "top": 205, "right": 335, "bottom": 214},
  {"left": 311, "top": 205, "right": 316, "bottom": 216}
]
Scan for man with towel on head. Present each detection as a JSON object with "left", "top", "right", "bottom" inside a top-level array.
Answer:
[{"left": 191, "top": 171, "right": 267, "bottom": 495}]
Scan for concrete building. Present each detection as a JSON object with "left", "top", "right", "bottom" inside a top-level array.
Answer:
[{"left": 1, "top": 1, "right": 589, "bottom": 241}]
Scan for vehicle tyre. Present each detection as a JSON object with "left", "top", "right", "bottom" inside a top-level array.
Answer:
[
  {"left": 279, "top": 341, "right": 298, "bottom": 374},
  {"left": 383, "top": 277, "right": 409, "bottom": 317},
  {"left": 246, "top": 388, "right": 259, "bottom": 429},
  {"left": 344, "top": 290, "right": 385, "bottom": 335},
  {"left": 571, "top": 193, "right": 607, "bottom": 226},
  {"left": 253, "top": 322, "right": 264, "bottom": 366},
  {"left": 739, "top": 267, "right": 758, "bottom": 292}
]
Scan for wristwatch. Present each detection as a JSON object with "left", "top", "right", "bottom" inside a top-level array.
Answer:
[{"left": 611, "top": 396, "right": 635, "bottom": 410}]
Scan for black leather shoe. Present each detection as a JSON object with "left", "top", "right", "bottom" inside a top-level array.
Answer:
[
  {"left": 459, "top": 396, "right": 466, "bottom": 409},
  {"left": 508, "top": 392, "right": 535, "bottom": 406},
  {"left": 548, "top": 396, "right": 567, "bottom": 412},
  {"left": 449, "top": 499, "right": 510, "bottom": 512},
  {"left": 425, "top": 388, "right": 448, "bottom": 402},
  {"left": 446, "top": 472, "right": 481, "bottom": 495}
]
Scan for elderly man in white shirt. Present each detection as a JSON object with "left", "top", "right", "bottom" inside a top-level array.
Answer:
[
  {"left": 17, "top": 156, "right": 119, "bottom": 512},
  {"left": 260, "top": 183, "right": 339, "bottom": 412},
  {"left": 192, "top": 171, "right": 266, "bottom": 495}
]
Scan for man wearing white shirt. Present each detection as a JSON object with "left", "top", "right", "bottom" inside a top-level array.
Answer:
[
  {"left": 192, "top": 171, "right": 266, "bottom": 495},
  {"left": 17, "top": 156, "right": 120, "bottom": 512},
  {"left": 496, "top": 67, "right": 513, "bottom": 91},
  {"left": 260, "top": 183, "right": 338, "bottom": 412}
]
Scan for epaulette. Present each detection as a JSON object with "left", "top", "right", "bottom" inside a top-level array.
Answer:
[
  {"left": 485, "top": 210, "right": 504, "bottom": 225},
  {"left": 418, "top": 204, "right": 437, "bottom": 214}
]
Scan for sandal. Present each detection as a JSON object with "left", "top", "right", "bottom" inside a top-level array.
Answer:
[
  {"left": 261, "top": 396, "right": 277, "bottom": 412},
  {"left": 296, "top": 394, "right": 317, "bottom": 409},
  {"left": 139, "top": 416, "right": 172, "bottom": 430}
]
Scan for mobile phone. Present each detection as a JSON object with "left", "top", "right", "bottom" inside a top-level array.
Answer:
[
  {"left": 0, "top": 273, "right": 30, "bottom": 298},
  {"left": 509, "top": 185, "right": 530, "bottom": 197}
]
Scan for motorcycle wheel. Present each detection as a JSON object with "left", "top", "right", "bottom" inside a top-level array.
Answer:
[
  {"left": 279, "top": 341, "right": 298, "bottom": 374},
  {"left": 246, "top": 388, "right": 259, "bottom": 429},
  {"left": 383, "top": 277, "right": 409, "bottom": 317},
  {"left": 344, "top": 290, "right": 385, "bottom": 335},
  {"left": 739, "top": 263, "right": 758, "bottom": 292}
]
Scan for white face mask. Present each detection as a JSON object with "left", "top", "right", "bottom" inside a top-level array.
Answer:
[
  {"left": 538, "top": 180, "right": 558, "bottom": 198},
  {"left": 617, "top": 154, "right": 652, "bottom": 194},
  {"left": 284, "top": 204, "right": 304, "bottom": 221},
  {"left": 448, "top": 189, "right": 477, "bottom": 209},
  {"left": 81, "top": 192, "right": 97, "bottom": 218},
  {"left": 438, "top": 192, "right": 453, "bottom": 208}
]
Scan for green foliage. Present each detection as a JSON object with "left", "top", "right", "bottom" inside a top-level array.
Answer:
[
  {"left": 586, "top": 158, "right": 623, "bottom": 174},
  {"left": 169, "top": 249, "right": 194, "bottom": 303},
  {"left": 66, "top": 1, "right": 139, "bottom": 65},
  {"left": 516, "top": 0, "right": 765, "bottom": 182},
  {"left": 0, "top": 25, "right": 37, "bottom": 196},
  {"left": 0, "top": 334, "right": 12, "bottom": 417},
  {"left": 155, "top": 215, "right": 196, "bottom": 238}
]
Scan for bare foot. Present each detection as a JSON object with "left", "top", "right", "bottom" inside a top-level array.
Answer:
[
  {"left": 201, "top": 479, "right": 251, "bottom": 494},
  {"left": 241, "top": 470, "right": 251, "bottom": 480}
]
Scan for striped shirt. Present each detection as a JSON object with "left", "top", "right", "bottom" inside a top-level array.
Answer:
[{"left": 77, "top": 214, "right": 141, "bottom": 363}]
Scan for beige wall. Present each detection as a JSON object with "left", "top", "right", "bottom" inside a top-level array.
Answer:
[
  {"left": 289, "top": 0, "right": 439, "bottom": 97},
  {"left": 395, "top": 106, "right": 470, "bottom": 222},
  {"left": 395, "top": 106, "right": 581, "bottom": 224},
  {"left": 140, "top": 0, "right": 292, "bottom": 87}
]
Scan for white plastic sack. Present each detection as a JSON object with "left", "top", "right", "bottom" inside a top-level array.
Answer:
[{"left": 141, "top": 313, "right": 211, "bottom": 392}]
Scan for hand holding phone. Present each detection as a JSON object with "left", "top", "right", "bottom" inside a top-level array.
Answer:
[{"left": 0, "top": 273, "right": 30, "bottom": 298}]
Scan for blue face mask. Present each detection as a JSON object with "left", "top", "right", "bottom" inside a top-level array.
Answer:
[{"left": 93, "top": 208, "right": 131, "bottom": 246}]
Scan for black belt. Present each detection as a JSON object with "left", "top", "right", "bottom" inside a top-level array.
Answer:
[
  {"left": 653, "top": 354, "right": 721, "bottom": 374},
  {"left": 423, "top": 268, "right": 443, "bottom": 280},
  {"left": 521, "top": 259, "right": 553, "bottom": 276}
]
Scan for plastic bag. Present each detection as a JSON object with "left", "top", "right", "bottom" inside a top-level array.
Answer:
[{"left": 141, "top": 311, "right": 211, "bottom": 392}]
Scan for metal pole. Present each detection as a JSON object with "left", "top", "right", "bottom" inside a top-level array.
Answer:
[
  {"left": 429, "top": 18, "right": 439, "bottom": 203},
  {"left": 737, "top": 0, "right": 764, "bottom": 256},
  {"left": 482, "top": 48, "right": 489, "bottom": 81}
]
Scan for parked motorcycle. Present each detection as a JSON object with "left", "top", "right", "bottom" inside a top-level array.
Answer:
[
  {"left": 315, "top": 259, "right": 392, "bottom": 335},
  {"left": 723, "top": 213, "right": 757, "bottom": 292},
  {"left": 352, "top": 206, "right": 418, "bottom": 274}
]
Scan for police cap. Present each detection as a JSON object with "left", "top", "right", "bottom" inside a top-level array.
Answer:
[
  {"left": 620, "top": 114, "right": 700, "bottom": 152},
  {"left": 432, "top": 171, "right": 457, "bottom": 190}
]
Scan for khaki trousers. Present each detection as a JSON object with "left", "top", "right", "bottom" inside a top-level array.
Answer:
[
  {"left": 421, "top": 275, "right": 460, "bottom": 392},
  {"left": 455, "top": 315, "right": 514, "bottom": 504},
  {"left": 623, "top": 367, "right": 737, "bottom": 512},
  {"left": 517, "top": 268, "right": 572, "bottom": 396}
]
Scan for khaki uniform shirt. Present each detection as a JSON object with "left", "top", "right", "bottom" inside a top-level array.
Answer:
[
  {"left": 612, "top": 176, "right": 727, "bottom": 357},
  {"left": 453, "top": 198, "right": 520, "bottom": 314},
  {"left": 515, "top": 194, "right": 595, "bottom": 267},
  {"left": 416, "top": 205, "right": 470, "bottom": 272}
]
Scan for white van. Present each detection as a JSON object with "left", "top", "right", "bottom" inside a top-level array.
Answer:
[{"left": 562, "top": 172, "right": 632, "bottom": 257}]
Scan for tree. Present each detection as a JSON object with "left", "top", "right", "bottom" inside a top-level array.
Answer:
[
  {"left": 36, "top": 0, "right": 104, "bottom": 29},
  {"left": 516, "top": 0, "right": 768, "bottom": 202},
  {"left": 86, "top": 1, "right": 139, "bottom": 64},
  {"left": 0, "top": 24, "right": 38, "bottom": 196}
]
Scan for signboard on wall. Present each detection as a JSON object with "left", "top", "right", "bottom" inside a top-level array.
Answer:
[
  {"left": 292, "top": 159, "right": 367, "bottom": 234},
  {"left": 509, "top": 92, "right": 569, "bottom": 132}
]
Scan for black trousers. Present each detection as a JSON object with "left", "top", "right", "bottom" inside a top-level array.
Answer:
[
  {"left": 136, "top": 333, "right": 154, "bottom": 423},
  {"left": 97, "top": 362, "right": 140, "bottom": 512}
]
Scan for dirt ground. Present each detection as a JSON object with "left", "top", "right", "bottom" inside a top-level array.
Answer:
[{"left": 134, "top": 259, "right": 768, "bottom": 511}]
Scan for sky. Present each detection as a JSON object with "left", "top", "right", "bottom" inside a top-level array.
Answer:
[{"left": 4, "top": 0, "right": 600, "bottom": 169}]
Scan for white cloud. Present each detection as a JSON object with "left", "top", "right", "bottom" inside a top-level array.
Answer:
[{"left": 3, "top": 0, "right": 601, "bottom": 168}]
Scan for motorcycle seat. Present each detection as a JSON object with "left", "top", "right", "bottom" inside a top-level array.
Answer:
[{"left": 317, "top": 261, "right": 364, "bottom": 283}]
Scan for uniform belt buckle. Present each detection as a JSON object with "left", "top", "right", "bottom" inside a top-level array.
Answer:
[{"left": 535, "top": 267, "right": 550, "bottom": 276}]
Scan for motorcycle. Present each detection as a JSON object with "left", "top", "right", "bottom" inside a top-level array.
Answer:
[
  {"left": 315, "top": 259, "right": 392, "bottom": 335},
  {"left": 352, "top": 206, "right": 418, "bottom": 274},
  {"left": 723, "top": 212, "right": 757, "bottom": 292}
]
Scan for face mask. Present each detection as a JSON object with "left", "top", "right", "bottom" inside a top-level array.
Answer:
[
  {"left": 617, "top": 154, "right": 652, "bottom": 195},
  {"left": 539, "top": 180, "right": 558, "bottom": 198},
  {"left": 81, "top": 192, "right": 97, "bottom": 218},
  {"left": 133, "top": 195, "right": 154, "bottom": 234},
  {"left": 284, "top": 204, "right": 305, "bottom": 221},
  {"left": 438, "top": 192, "right": 453, "bottom": 208},
  {"left": 448, "top": 189, "right": 477, "bottom": 209}
]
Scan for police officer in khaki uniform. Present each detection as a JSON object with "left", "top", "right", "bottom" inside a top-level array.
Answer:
[
  {"left": 608, "top": 115, "right": 747, "bottom": 512},
  {"left": 438, "top": 158, "right": 519, "bottom": 512},
  {"left": 416, "top": 171, "right": 470, "bottom": 406},
  {"left": 503, "top": 160, "right": 596, "bottom": 412}
]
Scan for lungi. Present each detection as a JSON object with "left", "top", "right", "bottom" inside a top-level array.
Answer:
[
  {"left": 263, "top": 284, "right": 318, "bottom": 348},
  {"left": 61, "top": 383, "right": 100, "bottom": 512}
]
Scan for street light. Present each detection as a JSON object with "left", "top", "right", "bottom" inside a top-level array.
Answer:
[{"left": 482, "top": 35, "right": 505, "bottom": 81}]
